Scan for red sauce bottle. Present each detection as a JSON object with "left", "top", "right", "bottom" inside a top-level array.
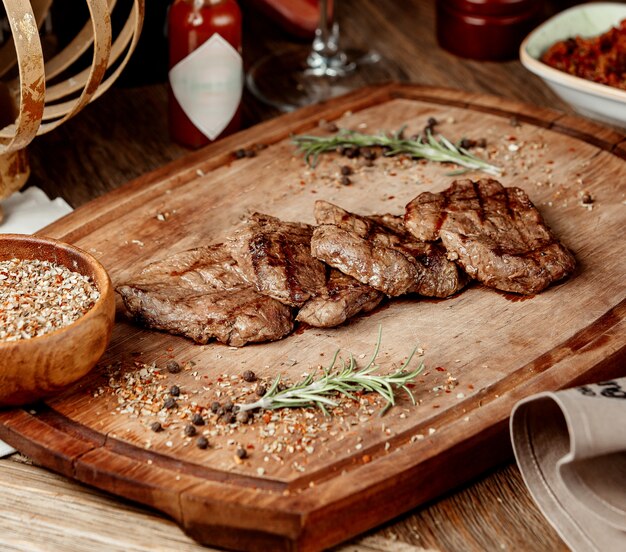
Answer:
[{"left": 168, "top": 0, "right": 243, "bottom": 148}]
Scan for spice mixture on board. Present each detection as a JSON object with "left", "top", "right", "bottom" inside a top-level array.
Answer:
[{"left": 0, "top": 258, "right": 100, "bottom": 342}]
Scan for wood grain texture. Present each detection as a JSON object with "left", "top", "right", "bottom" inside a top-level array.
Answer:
[
  {"left": 1, "top": 84, "right": 624, "bottom": 551},
  {"left": 0, "top": 456, "right": 564, "bottom": 552},
  {"left": 3, "top": 1, "right": 621, "bottom": 550}
]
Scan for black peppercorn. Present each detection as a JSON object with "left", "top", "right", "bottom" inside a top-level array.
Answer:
[
  {"left": 223, "top": 400, "right": 234, "bottom": 412},
  {"left": 255, "top": 384, "right": 266, "bottom": 397},
  {"left": 340, "top": 165, "right": 352, "bottom": 176},
  {"left": 164, "top": 397, "right": 177, "bottom": 410},
  {"left": 196, "top": 436, "right": 209, "bottom": 449},
  {"left": 150, "top": 421, "right": 163, "bottom": 433},
  {"left": 166, "top": 360, "right": 181, "bottom": 374},
  {"left": 361, "top": 147, "right": 376, "bottom": 160},
  {"left": 192, "top": 413, "right": 205, "bottom": 426},
  {"left": 236, "top": 447, "right": 248, "bottom": 459},
  {"left": 169, "top": 385, "right": 180, "bottom": 397},
  {"left": 242, "top": 370, "right": 257, "bottom": 382},
  {"left": 210, "top": 401, "right": 221, "bottom": 413},
  {"left": 234, "top": 148, "right": 246, "bottom": 159},
  {"left": 184, "top": 424, "right": 197, "bottom": 437},
  {"left": 340, "top": 176, "right": 352, "bottom": 186},
  {"left": 344, "top": 147, "right": 360, "bottom": 159}
]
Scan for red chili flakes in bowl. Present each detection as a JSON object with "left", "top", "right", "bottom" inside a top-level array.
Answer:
[{"left": 541, "top": 19, "right": 626, "bottom": 91}]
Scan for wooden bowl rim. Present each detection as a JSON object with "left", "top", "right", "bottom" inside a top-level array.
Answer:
[{"left": 0, "top": 233, "right": 114, "bottom": 349}]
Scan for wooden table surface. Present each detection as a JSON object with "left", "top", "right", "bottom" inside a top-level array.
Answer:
[{"left": 1, "top": 0, "right": 582, "bottom": 550}]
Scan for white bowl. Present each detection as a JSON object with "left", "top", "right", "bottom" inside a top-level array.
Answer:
[{"left": 520, "top": 2, "right": 626, "bottom": 128}]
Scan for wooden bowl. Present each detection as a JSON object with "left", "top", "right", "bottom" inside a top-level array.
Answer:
[{"left": 0, "top": 234, "right": 115, "bottom": 406}]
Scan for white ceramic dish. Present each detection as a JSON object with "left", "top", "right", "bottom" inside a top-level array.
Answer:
[{"left": 520, "top": 2, "right": 626, "bottom": 128}]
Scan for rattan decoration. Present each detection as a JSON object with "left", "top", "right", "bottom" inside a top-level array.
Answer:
[{"left": 0, "top": 0, "right": 145, "bottom": 222}]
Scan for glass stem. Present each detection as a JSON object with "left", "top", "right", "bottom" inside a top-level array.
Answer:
[{"left": 307, "top": 0, "right": 353, "bottom": 75}]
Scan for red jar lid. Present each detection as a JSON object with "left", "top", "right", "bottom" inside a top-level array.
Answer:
[{"left": 443, "top": 0, "right": 539, "bottom": 17}]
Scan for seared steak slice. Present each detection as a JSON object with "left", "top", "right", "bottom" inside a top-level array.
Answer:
[
  {"left": 296, "top": 269, "right": 384, "bottom": 327},
  {"left": 117, "top": 244, "right": 293, "bottom": 347},
  {"left": 404, "top": 179, "right": 576, "bottom": 294},
  {"left": 230, "top": 213, "right": 326, "bottom": 307},
  {"left": 311, "top": 201, "right": 466, "bottom": 297}
]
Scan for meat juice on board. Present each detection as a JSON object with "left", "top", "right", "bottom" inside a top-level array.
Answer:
[{"left": 168, "top": 0, "right": 243, "bottom": 148}]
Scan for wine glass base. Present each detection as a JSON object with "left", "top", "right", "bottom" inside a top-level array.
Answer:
[{"left": 247, "top": 47, "right": 405, "bottom": 112}]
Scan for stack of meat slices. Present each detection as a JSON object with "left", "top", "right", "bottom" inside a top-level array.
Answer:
[
  {"left": 404, "top": 179, "right": 576, "bottom": 294},
  {"left": 118, "top": 179, "right": 576, "bottom": 346}
]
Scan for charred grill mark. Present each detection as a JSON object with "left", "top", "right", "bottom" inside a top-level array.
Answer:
[
  {"left": 472, "top": 180, "right": 486, "bottom": 223},
  {"left": 249, "top": 234, "right": 271, "bottom": 273},
  {"left": 433, "top": 191, "right": 450, "bottom": 236},
  {"left": 169, "top": 258, "right": 204, "bottom": 277},
  {"left": 278, "top": 236, "right": 304, "bottom": 304},
  {"left": 503, "top": 188, "right": 515, "bottom": 220}
]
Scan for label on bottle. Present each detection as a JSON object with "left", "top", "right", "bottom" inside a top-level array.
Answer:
[{"left": 169, "top": 33, "right": 243, "bottom": 141}]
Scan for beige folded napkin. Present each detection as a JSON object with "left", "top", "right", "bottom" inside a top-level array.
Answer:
[{"left": 511, "top": 377, "right": 626, "bottom": 552}]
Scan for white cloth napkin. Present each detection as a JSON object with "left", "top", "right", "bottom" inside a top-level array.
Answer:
[
  {"left": 1, "top": 186, "right": 72, "bottom": 234},
  {"left": 0, "top": 187, "right": 73, "bottom": 457}
]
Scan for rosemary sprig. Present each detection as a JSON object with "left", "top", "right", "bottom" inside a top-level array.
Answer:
[
  {"left": 292, "top": 127, "right": 501, "bottom": 176},
  {"left": 236, "top": 327, "right": 423, "bottom": 416}
]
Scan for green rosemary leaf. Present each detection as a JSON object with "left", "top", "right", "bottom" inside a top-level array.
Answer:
[
  {"left": 292, "top": 127, "right": 501, "bottom": 176},
  {"left": 235, "top": 327, "right": 424, "bottom": 416}
]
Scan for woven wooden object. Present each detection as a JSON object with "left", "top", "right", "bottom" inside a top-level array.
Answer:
[{"left": 0, "top": 0, "right": 145, "bottom": 221}]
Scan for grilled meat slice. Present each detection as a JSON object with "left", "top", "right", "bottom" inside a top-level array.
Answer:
[
  {"left": 229, "top": 213, "right": 327, "bottom": 307},
  {"left": 296, "top": 268, "right": 384, "bottom": 327},
  {"left": 404, "top": 178, "right": 576, "bottom": 294},
  {"left": 311, "top": 201, "right": 467, "bottom": 297},
  {"left": 117, "top": 244, "right": 294, "bottom": 347}
]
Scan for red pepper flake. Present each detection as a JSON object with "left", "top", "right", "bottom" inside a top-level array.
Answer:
[
  {"left": 468, "top": 384, "right": 475, "bottom": 390},
  {"left": 262, "top": 412, "right": 272, "bottom": 424},
  {"left": 435, "top": 367, "right": 446, "bottom": 372},
  {"left": 362, "top": 454, "right": 372, "bottom": 464},
  {"left": 433, "top": 405, "right": 440, "bottom": 408}
]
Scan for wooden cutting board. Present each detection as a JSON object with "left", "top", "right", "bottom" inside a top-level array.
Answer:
[{"left": 1, "top": 84, "right": 625, "bottom": 552}]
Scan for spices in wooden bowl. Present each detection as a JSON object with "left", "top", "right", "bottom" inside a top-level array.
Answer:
[
  {"left": 0, "top": 258, "right": 100, "bottom": 342},
  {"left": 0, "top": 234, "right": 115, "bottom": 407}
]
